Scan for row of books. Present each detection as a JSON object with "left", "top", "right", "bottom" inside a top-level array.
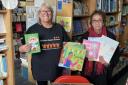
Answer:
[
  {"left": 72, "top": 19, "right": 88, "bottom": 36},
  {"left": 12, "top": 7, "right": 26, "bottom": 22},
  {"left": 0, "top": 54, "right": 7, "bottom": 78},
  {"left": 73, "top": 0, "right": 88, "bottom": 16},
  {"left": 122, "top": 5, "right": 128, "bottom": 16},
  {"left": 96, "top": 0, "right": 118, "bottom": 12},
  {"left": 0, "top": 39, "right": 8, "bottom": 52}
]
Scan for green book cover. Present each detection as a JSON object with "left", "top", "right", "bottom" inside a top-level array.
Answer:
[
  {"left": 58, "top": 42, "right": 86, "bottom": 71},
  {"left": 24, "top": 33, "right": 41, "bottom": 54}
]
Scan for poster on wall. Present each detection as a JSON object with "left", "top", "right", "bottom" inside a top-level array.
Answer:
[
  {"left": 26, "top": 6, "right": 39, "bottom": 30},
  {"left": 56, "top": 16, "right": 72, "bottom": 32},
  {"left": 57, "top": 0, "right": 62, "bottom": 12}
]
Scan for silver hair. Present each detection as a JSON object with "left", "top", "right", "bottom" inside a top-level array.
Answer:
[{"left": 37, "top": 3, "right": 53, "bottom": 24}]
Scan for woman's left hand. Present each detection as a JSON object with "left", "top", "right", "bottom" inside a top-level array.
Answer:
[{"left": 99, "top": 56, "right": 109, "bottom": 65}]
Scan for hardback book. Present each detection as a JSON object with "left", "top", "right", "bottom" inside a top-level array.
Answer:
[
  {"left": 58, "top": 42, "right": 86, "bottom": 71},
  {"left": 83, "top": 39, "right": 100, "bottom": 61},
  {"left": 24, "top": 33, "right": 41, "bottom": 54}
]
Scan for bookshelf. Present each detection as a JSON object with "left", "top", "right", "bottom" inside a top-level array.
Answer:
[
  {"left": 0, "top": 9, "right": 15, "bottom": 85},
  {"left": 56, "top": 0, "right": 122, "bottom": 41},
  {"left": 119, "top": 0, "right": 128, "bottom": 48}
]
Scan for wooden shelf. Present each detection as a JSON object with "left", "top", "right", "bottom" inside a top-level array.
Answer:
[
  {"left": 0, "top": 9, "right": 15, "bottom": 85},
  {"left": 105, "top": 11, "right": 119, "bottom": 15},
  {"left": 73, "top": 15, "right": 89, "bottom": 18},
  {"left": 0, "top": 10, "right": 7, "bottom": 14},
  {"left": 0, "top": 33, "right": 6, "bottom": 36},
  {"left": 0, "top": 76, "right": 7, "bottom": 80}
]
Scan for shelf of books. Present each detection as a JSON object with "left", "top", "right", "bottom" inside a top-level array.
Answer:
[
  {"left": 0, "top": 1, "right": 15, "bottom": 85},
  {"left": 119, "top": 0, "right": 128, "bottom": 48},
  {"left": 56, "top": 0, "right": 92, "bottom": 39},
  {"left": 56, "top": 0, "right": 124, "bottom": 41}
]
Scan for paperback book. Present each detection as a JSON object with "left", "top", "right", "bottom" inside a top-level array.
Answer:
[
  {"left": 87, "top": 35, "right": 119, "bottom": 63},
  {"left": 83, "top": 40, "right": 100, "bottom": 61},
  {"left": 24, "top": 33, "right": 41, "bottom": 54},
  {"left": 99, "top": 35, "right": 119, "bottom": 63},
  {"left": 58, "top": 42, "right": 86, "bottom": 71}
]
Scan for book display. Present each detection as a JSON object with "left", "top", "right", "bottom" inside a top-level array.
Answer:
[
  {"left": 58, "top": 42, "right": 86, "bottom": 71},
  {"left": 85, "top": 36, "right": 119, "bottom": 63}
]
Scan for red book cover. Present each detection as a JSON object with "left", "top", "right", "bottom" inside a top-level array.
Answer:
[{"left": 15, "top": 23, "right": 22, "bottom": 32}]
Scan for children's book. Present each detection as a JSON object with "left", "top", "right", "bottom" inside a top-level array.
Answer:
[
  {"left": 58, "top": 42, "right": 86, "bottom": 71},
  {"left": 88, "top": 35, "right": 119, "bottom": 63},
  {"left": 24, "top": 33, "right": 41, "bottom": 54},
  {"left": 98, "top": 35, "right": 119, "bottom": 63},
  {"left": 83, "top": 39, "right": 100, "bottom": 61}
]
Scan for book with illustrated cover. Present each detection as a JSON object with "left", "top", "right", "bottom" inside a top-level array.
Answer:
[
  {"left": 24, "top": 33, "right": 41, "bottom": 54},
  {"left": 98, "top": 35, "right": 119, "bottom": 63},
  {"left": 56, "top": 16, "right": 72, "bottom": 32},
  {"left": 88, "top": 35, "right": 119, "bottom": 63},
  {"left": 58, "top": 42, "right": 86, "bottom": 71},
  {"left": 83, "top": 39, "right": 100, "bottom": 61}
]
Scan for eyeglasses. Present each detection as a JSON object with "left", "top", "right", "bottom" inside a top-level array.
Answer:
[
  {"left": 40, "top": 10, "right": 51, "bottom": 14},
  {"left": 92, "top": 20, "right": 103, "bottom": 23}
]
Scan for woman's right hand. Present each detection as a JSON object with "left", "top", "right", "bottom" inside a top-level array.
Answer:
[{"left": 19, "top": 44, "right": 31, "bottom": 53}]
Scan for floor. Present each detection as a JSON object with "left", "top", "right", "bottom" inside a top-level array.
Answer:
[
  {"left": 14, "top": 57, "right": 128, "bottom": 85},
  {"left": 14, "top": 58, "right": 35, "bottom": 85}
]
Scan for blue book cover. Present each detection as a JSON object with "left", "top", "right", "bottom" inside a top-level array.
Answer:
[{"left": 2, "top": 56, "right": 7, "bottom": 72}]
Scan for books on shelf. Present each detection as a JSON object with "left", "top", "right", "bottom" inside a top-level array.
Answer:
[
  {"left": 0, "top": 44, "right": 8, "bottom": 52},
  {"left": 58, "top": 42, "right": 86, "bottom": 71},
  {"left": 87, "top": 35, "right": 119, "bottom": 63},
  {"left": 96, "top": 0, "right": 117, "bottom": 12},
  {"left": 0, "top": 54, "right": 7, "bottom": 78},
  {"left": 73, "top": 19, "right": 87, "bottom": 36},
  {"left": 0, "top": 14, "right": 6, "bottom": 33},
  {"left": 24, "top": 33, "right": 41, "bottom": 54}
]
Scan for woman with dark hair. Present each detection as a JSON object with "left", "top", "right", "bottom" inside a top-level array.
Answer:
[{"left": 73, "top": 10, "right": 120, "bottom": 85}]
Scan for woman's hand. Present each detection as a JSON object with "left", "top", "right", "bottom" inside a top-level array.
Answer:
[
  {"left": 19, "top": 44, "right": 31, "bottom": 53},
  {"left": 99, "top": 56, "right": 108, "bottom": 65}
]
